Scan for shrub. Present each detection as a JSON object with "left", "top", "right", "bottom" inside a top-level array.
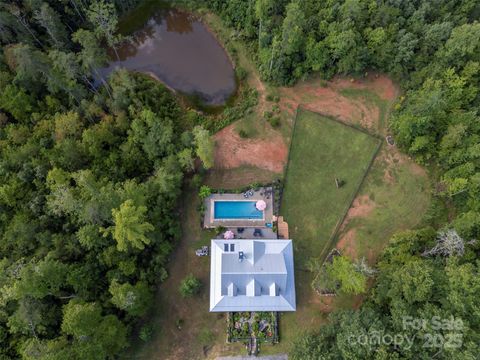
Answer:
[
  {"left": 215, "top": 225, "right": 226, "bottom": 235},
  {"left": 198, "top": 185, "right": 212, "bottom": 200},
  {"left": 139, "top": 324, "right": 153, "bottom": 342},
  {"left": 266, "top": 93, "right": 280, "bottom": 102},
  {"left": 179, "top": 274, "right": 202, "bottom": 298},
  {"left": 252, "top": 322, "right": 259, "bottom": 334},
  {"left": 242, "top": 322, "right": 249, "bottom": 337},
  {"left": 235, "top": 66, "right": 248, "bottom": 81},
  {"left": 269, "top": 116, "right": 281, "bottom": 128},
  {"left": 238, "top": 129, "right": 249, "bottom": 138},
  {"left": 183, "top": 109, "right": 200, "bottom": 129},
  {"left": 191, "top": 174, "right": 203, "bottom": 189},
  {"left": 197, "top": 203, "right": 206, "bottom": 215}
]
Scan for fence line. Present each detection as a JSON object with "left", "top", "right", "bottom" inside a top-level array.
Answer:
[{"left": 283, "top": 106, "right": 383, "bottom": 265}]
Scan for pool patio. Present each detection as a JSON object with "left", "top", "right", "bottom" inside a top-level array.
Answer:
[
  {"left": 213, "top": 227, "right": 278, "bottom": 239},
  {"left": 203, "top": 189, "right": 274, "bottom": 228}
]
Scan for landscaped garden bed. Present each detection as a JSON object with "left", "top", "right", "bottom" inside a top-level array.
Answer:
[{"left": 227, "top": 312, "right": 279, "bottom": 344}]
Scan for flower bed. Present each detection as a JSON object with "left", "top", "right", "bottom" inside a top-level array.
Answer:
[{"left": 227, "top": 312, "right": 278, "bottom": 344}]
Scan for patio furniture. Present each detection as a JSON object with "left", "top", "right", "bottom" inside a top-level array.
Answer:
[
  {"left": 253, "top": 229, "right": 263, "bottom": 237},
  {"left": 195, "top": 246, "right": 209, "bottom": 256},
  {"left": 237, "top": 227, "right": 245, "bottom": 233}
]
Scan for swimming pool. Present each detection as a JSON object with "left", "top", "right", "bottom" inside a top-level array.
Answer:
[{"left": 214, "top": 201, "right": 263, "bottom": 220}]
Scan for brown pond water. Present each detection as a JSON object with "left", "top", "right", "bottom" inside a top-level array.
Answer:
[{"left": 100, "top": 8, "right": 236, "bottom": 105}]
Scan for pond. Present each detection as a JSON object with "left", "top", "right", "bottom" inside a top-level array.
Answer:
[{"left": 100, "top": 5, "right": 236, "bottom": 105}]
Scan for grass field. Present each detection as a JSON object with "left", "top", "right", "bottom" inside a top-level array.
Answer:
[{"left": 281, "top": 109, "right": 381, "bottom": 266}]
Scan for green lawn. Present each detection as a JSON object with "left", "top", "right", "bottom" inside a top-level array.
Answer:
[{"left": 281, "top": 109, "right": 381, "bottom": 266}]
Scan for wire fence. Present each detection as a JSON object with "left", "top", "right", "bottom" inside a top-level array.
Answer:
[{"left": 282, "top": 105, "right": 383, "bottom": 265}]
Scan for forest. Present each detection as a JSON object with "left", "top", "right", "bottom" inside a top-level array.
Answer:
[
  {"left": 1, "top": 0, "right": 480, "bottom": 359},
  {"left": 202, "top": 0, "right": 480, "bottom": 358},
  {"left": 0, "top": 0, "right": 218, "bottom": 358}
]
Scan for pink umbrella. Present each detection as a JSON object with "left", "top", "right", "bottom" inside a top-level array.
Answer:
[
  {"left": 256, "top": 200, "right": 267, "bottom": 211},
  {"left": 224, "top": 230, "right": 235, "bottom": 239}
]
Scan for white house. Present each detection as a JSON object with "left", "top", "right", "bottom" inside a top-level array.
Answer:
[{"left": 209, "top": 239, "right": 296, "bottom": 312}]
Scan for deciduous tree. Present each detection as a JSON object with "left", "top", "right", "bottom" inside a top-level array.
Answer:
[{"left": 109, "top": 199, "right": 154, "bottom": 252}]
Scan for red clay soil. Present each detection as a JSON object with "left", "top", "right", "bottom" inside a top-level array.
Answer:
[
  {"left": 213, "top": 125, "right": 288, "bottom": 173},
  {"left": 213, "top": 73, "right": 397, "bottom": 172},
  {"left": 336, "top": 195, "right": 376, "bottom": 258},
  {"left": 281, "top": 86, "right": 378, "bottom": 130},
  {"left": 337, "top": 194, "right": 375, "bottom": 250},
  {"left": 336, "top": 229, "right": 358, "bottom": 259},
  {"left": 280, "top": 74, "right": 398, "bottom": 131},
  {"left": 345, "top": 194, "right": 376, "bottom": 219}
]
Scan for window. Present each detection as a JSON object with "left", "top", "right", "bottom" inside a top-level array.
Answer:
[
  {"left": 224, "top": 244, "right": 229, "bottom": 252},
  {"left": 230, "top": 244, "right": 235, "bottom": 252}
]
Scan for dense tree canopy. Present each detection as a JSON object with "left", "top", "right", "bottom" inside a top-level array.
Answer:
[
  {"left": 291, "top": 229, "right": 480, "bottom": 359},
  {"left": 2, "top": 0, "right": 480, "bottom": 358},
  {"left": 0, "top": 1, "right": 196, "bottom": 358}
]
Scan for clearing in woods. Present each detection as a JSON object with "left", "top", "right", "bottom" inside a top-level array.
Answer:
[{"left": 132, "top": 13, "right": 431, "bottom": 359}]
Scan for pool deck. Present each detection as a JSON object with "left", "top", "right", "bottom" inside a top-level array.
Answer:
[
  {"left": 203, "top": 189, "right": 274, "bottom": 228},
  {"left": 213, "top": 227, "right": 278, "bottom": 239}
]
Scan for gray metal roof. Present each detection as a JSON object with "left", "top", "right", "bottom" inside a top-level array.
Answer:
[{"left": 210, "top": 239, "right": 296, "bottom": 312}]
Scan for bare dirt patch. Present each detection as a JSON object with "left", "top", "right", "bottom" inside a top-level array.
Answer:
[
  {"left": 336, "top": 195, "right": 375, "bottom": 258},
  {"left": 346, "top": 195, "right": 376, "bottom": 219},
  {"left": 378, "top": 145, "right": 427, "bottom": 185},
  {"left": 213, "top": 125, "right": 288, "bottom": 173},
  {"left": 311, "top": 296, "right": 335, "bottom": 313},
  {"left": 280, "top": 81, "right": 379, "bottom": 130},
  {"left": 336, "top": 229, "right": 359, "bottom": 259},
  {"left": 279, "top": 73, "right": 398, "bottom": 132}
]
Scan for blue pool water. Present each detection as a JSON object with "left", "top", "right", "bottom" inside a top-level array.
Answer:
[{"left": 214, "top": 201, "right": 263, "bottom": 220}]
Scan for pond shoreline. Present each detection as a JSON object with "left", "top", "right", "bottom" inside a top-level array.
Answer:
[{"left": 108, "top": 4, "right": 237, "bottom": 107}]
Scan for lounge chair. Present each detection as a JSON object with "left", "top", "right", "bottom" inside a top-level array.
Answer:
[{"left": 195, "top": 246, "right": 209, "bottom": 256}]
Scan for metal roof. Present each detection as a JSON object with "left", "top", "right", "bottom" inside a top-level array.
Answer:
[{"left": 210, "top": 239, "right": 296, "bottom": 312}]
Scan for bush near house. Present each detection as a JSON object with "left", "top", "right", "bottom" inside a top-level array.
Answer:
[{"left": 179, "top": 274, "right": 202, "bottom": 298}]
